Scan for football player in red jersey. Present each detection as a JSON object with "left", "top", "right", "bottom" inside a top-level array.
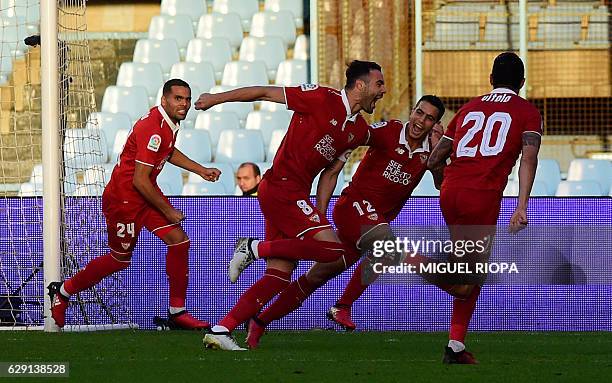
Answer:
[
  {"left": 48, "top": 79, "right": 221, "bottom": 330},
  {"left": 243, "top": 96, "right": 446, "bottom": 348},
  {"left": 427, "top": 52, "right": 542, "bottom": 364},
  {"left": 195, "top": 61, "right": 386, "bottom": 350}
]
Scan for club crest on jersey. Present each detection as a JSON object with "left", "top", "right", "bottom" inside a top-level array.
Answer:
[
  {"left": 420, "top": 154, "right": 428, "bottom": 163},
  {"left": 348, "top": 133, "right": 355, "bottom": 143},
  {"left": 300, "top": 84, "right": 319, "bottom": 92},
  {"left": 330, "top": 119, "right": 338, "bottom": 126},
  {"left": 309, "top": 214, "right": 321, "bottom": 223},
  {"left": 367, "top": 213, "right": 379, "bottom": 221},
  {"left": 147, "top": 134, "right": 162, "bottom": 152},
  {"left": 395, "top": 147, "right": 405, "bottom": 155},
  {"left": 121, "top": 242, "right": 131, "bottom": 250},
  {"left": 371, "top": 121, "right": 387, "bottom": 129}
]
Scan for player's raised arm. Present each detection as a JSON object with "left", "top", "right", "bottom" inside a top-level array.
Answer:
[
  {"left": 316, "top": 158, "right": 345, "bottom": 216},
  {"left": 132, "top": 163, "right": 184, "bottom": 223},
  {"left": 427, "top": 136, "right": 452, "bottom": 171},
  {"left": 194, "top": 86, "right": 286, "bottom": 110},
  {"left": 168, "top": 147, "right": 221, "bottom": 182},
  {"left": 509, "top": 131, "right": 541, "bottom": 233}
]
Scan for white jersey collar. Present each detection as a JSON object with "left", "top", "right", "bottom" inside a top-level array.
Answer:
[{"left": 157, "top": 105, "right": 180, "bottom": 133}]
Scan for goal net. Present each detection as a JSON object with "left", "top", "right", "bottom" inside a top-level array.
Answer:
[{"left": 0, "top": 0, "right": 132, "bottom": 331}]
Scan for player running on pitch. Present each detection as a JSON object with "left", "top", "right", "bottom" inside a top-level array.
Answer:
[
  {"left": 48, "top": 79, "right": 220, "bottom": 330},
  {"left": 194, "top": 61, "right": 386, "bottom": 350},
  {"left": 427, "top": 52, "right": 541, "bottom": 364},
  {"left": 243, "top": 95, "right": 446, "bottom": 348}
]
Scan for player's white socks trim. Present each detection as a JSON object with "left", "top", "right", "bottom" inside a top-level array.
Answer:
[
  {"left": 448, "top": 340, "right": 465, "bottom": 353},
  {"left": 212, "top": 325, "right": 229, "bottom": 333},
  {"left": 251, "top": 240, "right": 260, "bottom": 259},
  {"left": 169, "top": 306, "right": 185, "bottom": 315},
  {"left": 60, "top": 283, "right": 71, "bottom": 298}
]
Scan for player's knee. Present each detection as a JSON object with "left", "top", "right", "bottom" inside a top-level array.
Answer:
[
  {"left": 358, "top": 224, "right": 394, "bottom": 252},
  {"left": 110, "top": 251, "right": 132, "bottom": 263},
  {"left": 449, "top": 284, "right": 475, "bottom": 299},
  {"left": 163, "top": 228, "right": 189, "bottom": 246}
]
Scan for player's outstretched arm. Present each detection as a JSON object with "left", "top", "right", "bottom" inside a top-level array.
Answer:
[
  {"left": 427, "top": 136, "right": 453, "bottom": 171},
  {"left": 133, "top": 163, "right": 184, "bottom": 223},
  {"left": 509, "top": 132, "right": 541, "bottom": 234},
  {"left": 194, "top": 86, "right": 286, "bottom": 110},
  {"left": 168, "top": 148, "right": 221, "bottom": 182},
  {"left": 316, "top": 159, "right": 345, "bottom": 216}
]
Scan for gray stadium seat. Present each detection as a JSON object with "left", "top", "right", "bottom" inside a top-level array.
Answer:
[
  {"left": 133, "top": 39, "right": 181, "bottom": 77},
  {"left": 185, "top": 37, "right": 233, "bottom": 81},
  {"left": 101, "top": 86, "right": 150, "bottom": 122},
  {"left": 197, "top": 12, "right": 244, "bottom": 50},
  {"left": 212, "top": 0, "right": 259, "bottom": 32},
  {"left": 194, "top": 111, "right": 241, "bottom": 150},
  {"left": 215, "top": 130, "right": 265, "bottom": 163},
  {"left": 555, "top": 180, "right": 603, "bottom": 197}
]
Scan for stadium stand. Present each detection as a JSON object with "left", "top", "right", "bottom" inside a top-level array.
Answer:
[
  {"left": 133, "top": 38, "right": 181, "bottom": 78},
  {"left": 556, "top": 180, "right": 604, "bottom": 196},
  {"left": 197, "top": 12, "right": 244, "bottom": 51},
  {"left": 239, "top": 36, "right": 287, "bottom": 80},
  {"left": 185, "top": 37, "right": 233, "bottom": 81},
  {"left": 250, "top": 11, "right": 297, "bottom": 47},
  {"left": 160, "top": 0, "right": 207, "bottom": 25},
  {"left": 148, "top": 14, "right": 194, "bottom": 57},
  {"left": 115, "top": 62, "right": 164, "bottom": 105},
  {"left": 245, "top": 110, "right": 291, "bottom": 149},
  {"left": 194, "top": 111, "right": 241, "bottom": 151},
  {"left": 212, "top": 0, "right": 260, "bottom": 32},
  {"left": 169, "top": 62, "right": 215, "bottom": 93},
  {"left": 215, "top": 130, "right": 266, "bottom": 164},
  {"left": 264, "top": 0, "right": 304, "bottom": 29},
  {"left": 86, "top": 112, "right": 132, "bottom": 155},
  {"left": 175, "top": 129, "right": 213, "bottom": 164},
  {"left": 182, "top": 181, "right": 228, "bottom": 196},
  {"left": 188, "top": 162, "right": 236, "bottom": 192}
]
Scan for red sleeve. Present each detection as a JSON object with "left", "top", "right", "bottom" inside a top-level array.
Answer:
[
  {"left": 443, "top": 110, "right": 461, "bottom": 141},
  {"left": 284, "top": 84, "right": 327, "bottom": 113},
  {"left": 134, "top": 119, "right": 163, "bottom": 167},
  {"left": 367, "top": 120, "right": 391, "bottom": 148},
  {"left": 522, "top": 106, "right": 543, "bottom": 136}
]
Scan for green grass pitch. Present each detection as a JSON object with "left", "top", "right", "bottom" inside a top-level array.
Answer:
[{"left": 1, "top": 330, "right": 611, "bottom": 382}]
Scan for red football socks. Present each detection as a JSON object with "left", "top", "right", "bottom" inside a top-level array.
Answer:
[
  {"left": 166, "top": 240, "right": 190, "bottom": 308},
  {"left": 258, "top": 275, "right": 315, "bottom": 325},
  {"left": 258, "top": 239, "right": 346, "bottom": 263},
  {"left": 63, "top": 253, "right": 129, "bottom": 295},
  {"left": 219, "top": 268, "right": 291, "bottom": 332},
  {"left": 336, "top": 260, "right": 371, "bottom": 307},
  {"left": 449, "top": 285, "right": 481, "bottom": 342}
]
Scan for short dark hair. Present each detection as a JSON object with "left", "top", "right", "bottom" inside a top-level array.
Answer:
[
  {"left": 239, "top": 162, "right": 261, "bottom": 177},
  {"left": 416, "top": 95, "right": 445, "bottom": 121},
  {"left": 163, "top": 78, "right": 190, "bottom": 96},
  {"left": 345, "top": 60, "right": 382, "bottom": 89},
  {"left": 491, "top": 52, "right": 524, "bottom": 90}
]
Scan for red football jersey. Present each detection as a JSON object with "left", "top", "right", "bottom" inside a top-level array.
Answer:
[
  {"left": 442, "top": 88, "right": 542, "bottom": 192},
  {"left": 266, "top": 85, "right": 371, "bottom": 191},
  {"left": 104, "top": 106, "right": 179, "bottom": 210},
  {"left": 346, "top": 119, "right": 431, "bottom": 222}
]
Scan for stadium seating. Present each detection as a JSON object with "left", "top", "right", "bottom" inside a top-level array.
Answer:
[
  {"left": 503, "top": 180, "right": 549, "bottom": 197},
  {"left": 239, "top": 36, "right": 287, "bottom": 80},
  {"left": 175, "top": 129, "right": 213, "bottom": 163},
  {"left": 260, "top": 100, "right": 291, "bottom": 113},
  {"left": 194, "top": 111, "right": 241, "bottom": 150},
  {"left": 275, "top": 59, "right": 308, "bottom": 85},
  {"left": 221, "top": 61, "right": 269, "bottom": 87},
  {"left": 264, "top": 0, "right": 304, "bottom": 29},
  {"left": 0, "top": 15, "right": 29, "bottom": 56},
  {"left": 245, "top": 110, "right": 291, "bottom": 148},
  {"left": 83, "top": 163, "right": 115, "bottom": 186},
  {"left": 85, "top": 112, "right": 132, "bottom": 155},
  {"left": 210, "top": 85, "right": 254, "bottom": 124},
  {"left": 18, "top": 182, "right": 41, "bottom": 197},
  {"left": 63, "top": 129, "right": 109, "bottom": 168},
  {"left": 111, "top": 129, "right": 130, "bottom": 159},
  {"left": 185, "top": 37, "right": 233, "bottom": 81},
  {"left": 215, "top": 130, "right": 265, "bottom": 163},
  {"left": 293, "top": 34, "right": 309, "bottom": 60},
  {"left": 160, "top": 0, "right": 207, "bottom": 24},
  {"left": 412, "top": 172, "right": 439, "bottom": 196},
  {"left": 169, "top": 62, "right": 215, "bottom": 93},
  {"left": 256, "top": 162, "right": 273, "bottom": 176},
  {"left": 511, "top": 158, "right": 562, "bottom": 196},
  {"left": 250, "top": 11, "right": 297, "bottom": 48},
  {"left": 148, "top": 15, "right": 195, "bottom": 56},
  {"left": 182, "top": 181, "right": 229, "bottom": 196},
  {"left": 555, "top": 180, "right": 604, "bottom": 197},
  {"left": 567, "top": 159, "right": 612, "bottom": 195},
  {"left": 310, "top": 173, "right": 347, "bottom": 196},
  {"left": 157, "top": 164, "right": 184, "bottom": 195},
  {"left": 101, "top": 86, "right": 150, "bottom": 122},
  {"left": 197, "top": 13, "right": 244, "bottom": 50},
  {"left": 266, "top": 128, "right": 286, "bottom": 161},
  {"left": 188, "top": 162, "right": 235, "bottom": 192},
  {"left": 212, "top": 0, "right": 259, "bottom": 32},
  {"left": 132, "top": 39, "right": 181, "bottom": 77},
  {"left": 116, "top": 62, "right": 164, "bottom": 105}
]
